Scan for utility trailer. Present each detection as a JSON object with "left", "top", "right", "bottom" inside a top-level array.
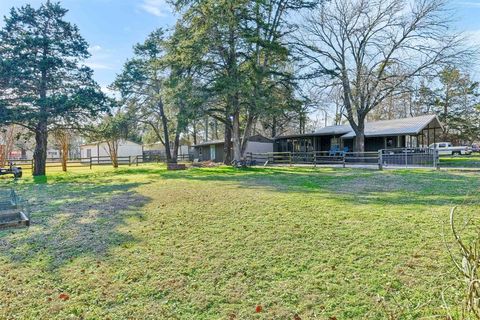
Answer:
[
  {"left": 0, "top": 163, "right": 23, "bottom": 179},
  {"left": 0, "top": 189, "right": 29, "bottom": 230}
]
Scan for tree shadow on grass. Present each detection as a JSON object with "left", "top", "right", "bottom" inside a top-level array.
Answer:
[
  {"left": 0, "top": 181, "right": 151, "bottom": 270},
  {"left": 156, "top": 166, "right": 480, "bottom": 207}
]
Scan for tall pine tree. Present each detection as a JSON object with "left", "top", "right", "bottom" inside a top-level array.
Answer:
[{"left": 0, "top": 1, "right": 107, "bottom": 176}]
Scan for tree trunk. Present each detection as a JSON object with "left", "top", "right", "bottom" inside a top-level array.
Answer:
[
  {"left": 204, "top": 116, "right": 209, "bottom": 141},
  {"left": 173, "top": 130, "right": 180, "bottom": 162},
  {"left": 240, "top": 114, "right": 255, "bottom": 156},
  {"left": 223, "top": 119, "right": 232, "bottom": 165},
  {"left": 232, "top": 110, "right": 242, "bottom": 162},
  {"left": 158, "top": 100, "right": 172, "bottom": 162},
  {"left": 192, "top": 119, "right": 197, "bottom": 145},
  {"left": 271, "top": 116, "right": 277, "bottom": 138},
  {"left": 61, "top": 143, "right": 68, "bottom": 172},
  {"left": 0, "top": 145, "right": 4, "bottom": 167},
  {"left": 33, "top": 121, "right": 48, "bottom": 176},
  {"left": 107, "top": 140, "right": 119, "bottom": 168},
  {"left": 354, "top": 131, "right": 365, "bottom": 153}
]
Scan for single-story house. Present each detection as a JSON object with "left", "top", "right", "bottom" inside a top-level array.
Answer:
[
  {"left": 274, "top": 114, "right": 443, "bottom": 153},
  {"left": 193, "top": 135, "right": 274, "bottom": 162},
  {"left": 80, "top": 140, "right": 143, "bottom": 161}
]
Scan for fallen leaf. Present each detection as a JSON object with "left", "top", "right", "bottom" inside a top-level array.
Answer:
[
  {"left": 58, "top": 293, "right": 69, "bottom": 301},
  {"left": 255, "top": 305, "right": 263, "bottom": 313}
]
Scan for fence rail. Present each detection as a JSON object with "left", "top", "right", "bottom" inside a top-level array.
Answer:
[
  {"left": 248, "top": 148, "right": 439, "bottom": 169},
  {"left": 4, "top": 154, "right": 192, "bottom": 171},
  {"left": 4, "top": 149, "right": 441, "bottom": 171}
]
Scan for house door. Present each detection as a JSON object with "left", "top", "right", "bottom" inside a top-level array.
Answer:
[{"left": 210, "top": 145, "right": 216, "bottom": 161}]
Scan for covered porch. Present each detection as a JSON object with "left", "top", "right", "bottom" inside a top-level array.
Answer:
[{"left": 274, "top": 114, "right": 443, "bottom": 153}]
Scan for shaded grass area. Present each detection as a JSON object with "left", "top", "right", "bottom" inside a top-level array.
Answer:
[{"left": 0, "top": 165, "right": 479, "bottom": 319}]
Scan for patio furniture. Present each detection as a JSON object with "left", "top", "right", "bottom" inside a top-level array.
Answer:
[
  {"left": 329, "top": 145, "right": 340, "bottom": 157},
  {"left": 338, "top": 146, "right": 349, "bottom": 157}
]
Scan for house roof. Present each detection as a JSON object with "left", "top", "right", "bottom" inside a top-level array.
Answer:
[
  {"left": 340, "top": 114, "right": 442, "bottom": 139},
  {"left": 275, "top": 114, "right": 442, "bottom": 140},
  {"left": 192, "top": 135, "right": 273, "bottom": 147},
  {"left": 192, "top": 140, "right": 225, "bottom": 147},
  {"left": 314, "top": 124, "right": 352, "bottom": 136}
]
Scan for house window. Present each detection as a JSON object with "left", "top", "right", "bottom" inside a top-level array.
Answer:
[{"left": 87, "top": 149, "right": 91, "bottom": 158}]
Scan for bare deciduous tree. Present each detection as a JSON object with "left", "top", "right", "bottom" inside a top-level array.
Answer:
[
  {"left": 52, "top": 129, "right": 71, "bottom": 172},
  {"left": 298, "top": 0, "right": 470, "bottom": 151},
  {"left": 0, "top": 125, "right": 18, "bottom": 166}
]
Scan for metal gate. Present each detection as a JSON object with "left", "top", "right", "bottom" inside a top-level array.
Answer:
[{"left": 379, "top": 148, "right": 439, "bottom": 168}]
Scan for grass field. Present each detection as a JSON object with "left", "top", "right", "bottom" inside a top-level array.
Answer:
[
  {"left": 439, "top": 154, "right": 480, "bottom": 168},
  {"left": 0, "top": 165, "right": 479, "bottom": 319}
]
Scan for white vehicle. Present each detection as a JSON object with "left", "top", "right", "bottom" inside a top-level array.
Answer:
[{"left": 429, "top": 142, "right": 472, "bottom": 156}]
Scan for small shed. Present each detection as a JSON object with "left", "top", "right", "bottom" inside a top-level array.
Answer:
[
  {"left": 143, "top": 142, "right": 191, "bottom": 159},
  {"left": 192, "top": 135, "right": 274, "bottom": 162},
  {"left": 80, "top": 140, "right": 143, "bottom": 161}
]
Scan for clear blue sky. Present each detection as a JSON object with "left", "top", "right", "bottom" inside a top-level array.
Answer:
[
  {"left": 0, "top": 0, "right": 177, "bottom": 92},
  {"left": 1, "top": 0, "right": 480, "bottom": 92}
]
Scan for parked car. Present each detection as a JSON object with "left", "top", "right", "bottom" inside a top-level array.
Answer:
[
  {"left": 471, "top": 144, "right": 480, "bottom": 153},
  {"left": 429, "top": 142, "right": 472, "bottom": 156}
]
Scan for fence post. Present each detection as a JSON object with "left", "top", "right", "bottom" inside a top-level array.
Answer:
[
  {"left": 89, "top": 156, "right": 92, "bottom": 169},
  {"left": 128, "top": 156, "right": 131, "bottom": 167},
  {"left": 313, "top": 152, "right": 317, "bottom": 168},
  {"left": 434, "top": 149, "right": 439, "bottom": 170},
  {"left": 342, "top": 153, "right": 346, "bottom": 168},
  {"left": 136, "top": 155, "right": 139, "bottom": 166},
  {"left": 378, "top": 150, "right": 383, "bottom": 171},
  {"left": 405, "top": 148, "right": 408, "bottom": 168},
  {"left": 289, "top": 152, "right": 292, "bottom": 167}
]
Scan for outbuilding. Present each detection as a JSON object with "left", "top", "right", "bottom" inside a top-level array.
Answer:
[
  {"left": 80, "top": 140, "right": 143, "bottom": 161},
  {"left": 192, "top": 135, "right": 274, "bottom": 162}
]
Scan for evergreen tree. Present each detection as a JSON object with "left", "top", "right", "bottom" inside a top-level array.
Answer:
[{"left": 0, "top": 1, "right": 107, "bottom": 176}]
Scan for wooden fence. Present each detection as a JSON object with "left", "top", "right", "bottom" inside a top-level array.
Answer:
[
  {"left": 247, "top": 148, "right": 439, "bottom": 169},
  {"left": 6, "top": 154, "right": 192, "bottom": 171}
]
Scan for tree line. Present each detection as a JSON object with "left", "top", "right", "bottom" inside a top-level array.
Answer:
[{"left": 0, "top": 0, "right": 478, "bottom": 176}]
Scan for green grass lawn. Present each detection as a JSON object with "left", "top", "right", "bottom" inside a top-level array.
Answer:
[
  {"left": 439, "top": 154, "right": 480, "bottom": 168},
  {"left": 0, "top": 165, "right": 478, "bottom": 319}
]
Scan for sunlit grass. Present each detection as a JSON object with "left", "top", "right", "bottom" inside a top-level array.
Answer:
[
  {"left": 0, "top": 164, "right": 478, "bottom": 319},
  {"left": 440, "top": 154, "right": 480, "bottom": 168}
]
